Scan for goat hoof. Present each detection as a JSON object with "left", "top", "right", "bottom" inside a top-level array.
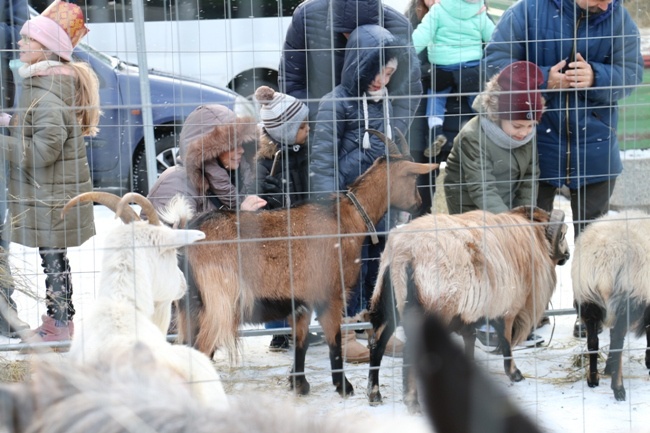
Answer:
[
  {"left": 406, "top": 400, "right": 421, "bottom": 415},
  {"left": 645, "top": 355, "right": 650, "bottom": 370},
  {"left": 336, "top": 380, "right": 354, "bottom": 397},
  {"left": 509, "top": 369, "right": 524, "bottom": 382},
  {"left": 368, "top": 389, "right": 383, "bottom": 405},
  {"left": 613, "top": 387, "right": 626, "bottom": 401},
  {"left": 587, "top": 375, "right": 599, "bottom": 388},
  {"left": 289, "top": 378, "right": 311, "bottom": 396}
]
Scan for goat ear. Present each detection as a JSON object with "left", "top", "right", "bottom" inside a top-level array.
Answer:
[{"left": 406, "top": 161, "right": 439, "bottom": 175}]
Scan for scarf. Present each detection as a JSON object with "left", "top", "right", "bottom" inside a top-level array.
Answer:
[
  {"left": 18, "top": 60, "right": 68, "bottom": 78},
  {"left": 480, "top": 115, "right": 535, "bottom": 150}
]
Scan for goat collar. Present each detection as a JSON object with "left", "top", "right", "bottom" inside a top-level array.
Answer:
[{"left": 345, "top": 191, "right": 379, "bottom": 245}]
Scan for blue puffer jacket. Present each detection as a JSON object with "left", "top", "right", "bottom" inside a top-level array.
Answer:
[
  {"left": 483, "top": 0, "right": 643, "bottom": 189},
  {"left": 310, "top": 25, "right": 407, "bottom": 194},
  {"left": 279, "top": 0, "right": 421, "bottom": 136}
]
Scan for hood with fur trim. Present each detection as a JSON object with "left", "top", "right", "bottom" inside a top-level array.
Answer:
[{"left": 180, "top": 105, "right": 257, "bottom": 195}]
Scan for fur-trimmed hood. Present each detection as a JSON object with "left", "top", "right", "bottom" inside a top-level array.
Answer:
[{"left": 180, "top": 105, "right": 257, "bottom": 195}]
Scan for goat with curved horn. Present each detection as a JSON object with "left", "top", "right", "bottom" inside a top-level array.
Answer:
[
  {"left": 62, "top": 192, "right": 140, "bottom": 224},
  {"left": 117, "top": 193, "right": 161, "bottom": 226}
]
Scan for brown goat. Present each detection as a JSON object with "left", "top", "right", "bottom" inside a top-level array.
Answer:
[
  {"left": 367, "top": 206, "right": 569, "bottom": 413},
  {"left": 177, "top": 130, "right": 437, "bottom": 397}
]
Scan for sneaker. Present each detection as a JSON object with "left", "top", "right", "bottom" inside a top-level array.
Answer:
[
  {"left": 306, "top": 332, "right": 326, "bottom": 347},
  {"left": 519, "top": 332, "right": 544, "bottom": 348},
  {"left": 476, "top": 324, "right": 499, "bottom": 347},
  {"left": 573, "top": 317, "right": 603, "bottom": 338},
  {"left": 21, "top": 315, "right": 73, "bottom": 349},
  {"left": 269, "top": 334, "right": 290, "bottom": 352}
]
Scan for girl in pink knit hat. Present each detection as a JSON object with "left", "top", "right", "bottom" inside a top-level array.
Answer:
[{"left": 3, "top": 1, "right": 100, "bottom": 345}]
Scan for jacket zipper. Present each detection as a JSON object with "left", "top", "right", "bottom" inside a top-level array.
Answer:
[{"left": 565, "top": 12, "right": 585, "bottom": 185}]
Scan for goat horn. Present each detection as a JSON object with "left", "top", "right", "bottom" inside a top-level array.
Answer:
[
  {"left": 61, "top": 192, "right": 140, "bottom": 224},
  {"left": 118, "top": 193, "right": 160, "bottom": 226},
  {"left": 394, "top": 128, "right": 412, "bottom": 160},
  {"left": 365, "top": 128, "right": 401, "bottom": 157},
  {"left": 546, "top": 209, "right": 566, "bottom": 260}
]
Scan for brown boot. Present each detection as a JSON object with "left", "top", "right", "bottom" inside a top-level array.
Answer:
[{"left": 341, "top": 319, "right": 369, "bottom": 363}]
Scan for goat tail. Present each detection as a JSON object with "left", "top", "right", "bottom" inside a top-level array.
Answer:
[
  {"left": 158, "top": 194, "right": 195, "bottom": 228},
  {"left": 187, "top": 262, "right": 241, "bottom": 363}
]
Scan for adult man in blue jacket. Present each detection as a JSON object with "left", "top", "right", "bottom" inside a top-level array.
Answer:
[
  {"left": 279, "top": 0, "right": 422, "bottom": 138},
  {"left": 483, "top": 0, "right": 643, "bottom": 337}
]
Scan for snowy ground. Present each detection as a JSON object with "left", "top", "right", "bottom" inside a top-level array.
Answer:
[{"left": 2, "top": 195, "right": 650, "bottom": 433}]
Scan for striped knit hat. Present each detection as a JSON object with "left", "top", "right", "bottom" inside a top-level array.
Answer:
[{"left": 255, "top": 86, "right": 309, "bottom": 144}]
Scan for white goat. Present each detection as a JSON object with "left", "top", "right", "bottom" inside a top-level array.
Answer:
[
  {"left": 367, "top": 206, "right": 569, "bottom": 413},
  {"left": 572, "top": 210, "right": 650, "bottom": 401},
  {"left": 65, "top": 192, "right": 228, "bottom": 409}
]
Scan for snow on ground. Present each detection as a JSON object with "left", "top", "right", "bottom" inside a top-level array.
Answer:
[{"left": 2, "top": 196, "right": 650, "bottom": 433}]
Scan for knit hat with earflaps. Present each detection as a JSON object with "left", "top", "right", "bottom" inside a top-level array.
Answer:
[
  {"left": 255, "top": 86, "right": 309, "bottom": 144},
  {"left": 20, "top": 0, "right": 89, "bottom": 62},
  {"left": 496, "top": 61, "right": 545, "bottom": 122}
]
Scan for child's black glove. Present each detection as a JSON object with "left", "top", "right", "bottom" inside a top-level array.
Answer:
[{"left": 261, "top": 175, "right": 283, "bottom": 194}]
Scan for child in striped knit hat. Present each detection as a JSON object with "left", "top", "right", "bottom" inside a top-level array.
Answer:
[
  {"left": 254, "top": 85, "right": 310, "bottom": 210},
  {"left": 254, "top": 85, "right": 313, "bottom": 351}
]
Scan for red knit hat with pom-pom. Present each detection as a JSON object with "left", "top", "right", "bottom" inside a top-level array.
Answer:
[{"left": 497, "top": 61, "right": 545, "bottom": 122}]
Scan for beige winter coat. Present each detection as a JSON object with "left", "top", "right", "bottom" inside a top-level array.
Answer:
[{"left": 5, "top": 70, "right": 94, "bottom": 248}]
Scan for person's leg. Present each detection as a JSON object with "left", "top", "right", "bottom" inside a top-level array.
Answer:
[
  {"left": 570, "top": 179, "right": 617, "bottom": 241},
  {"left": 536, "top": 181, "right": 558, "bottom": 213},
  {"left": 341, "top": 242, "right": 371, "bottom": 363},
  {"left": 266, "top": 319, "right": 290, "bottom": 351},
  {"left": 0, "top": 158, "right": 29, "bottom": 338},
  {"left": 27, "top": 248, "right": 75, "bottom": 342}
]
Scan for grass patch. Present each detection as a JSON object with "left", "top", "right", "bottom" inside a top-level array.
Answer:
[{"left": 619, "top": 73, "right": 650, "bottom": 151}]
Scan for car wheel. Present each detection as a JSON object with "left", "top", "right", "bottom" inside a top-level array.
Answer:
[
  {"left": 232, "top": 70, "right": 278, "bottom": 100},
  {"left": 131, "top": 131, "right": 179, "bottom": 195}
]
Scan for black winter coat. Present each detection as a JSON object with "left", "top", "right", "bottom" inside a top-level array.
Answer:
[
  {"left": 310, "top": 25, "right": 406, "bottom": 194},
  {"left": 255, "top": 132, "right": 309, "bottom": 209}
]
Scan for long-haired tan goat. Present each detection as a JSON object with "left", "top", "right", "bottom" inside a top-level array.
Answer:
[
  {"left": 177, "top": 130, "right": 437, "bottom": 397},
  {"left": 572, "top": 210, "right": 650, "bottom": 401},
  {"left": 367, "top": 206, "right": 569, "bottom": 413},
  {"left": 64, "top": 192, "right": 228, "bottom": 409}
]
